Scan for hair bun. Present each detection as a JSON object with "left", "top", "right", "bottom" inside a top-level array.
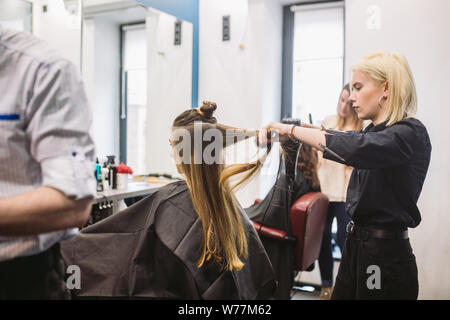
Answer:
[{"left": 200, "top": 101, "right": 217, "bottom": 118}]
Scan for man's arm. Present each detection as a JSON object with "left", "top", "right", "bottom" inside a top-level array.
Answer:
[
  {"left": 0, "top": 187, "right": 92, "bottom": 236},
  {"left": 4, "top": 59, "right": 97, "bottom": 237}
]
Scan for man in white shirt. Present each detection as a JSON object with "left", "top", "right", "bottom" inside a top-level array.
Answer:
[{"left": 0, "top": 26, "right": 96, "bottom": 299}]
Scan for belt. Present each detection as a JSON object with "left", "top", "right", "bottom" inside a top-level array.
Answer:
[
  {"left": 0, "top": 243, "right": 60, "bottom": 273},
  {"left": 346, "top": 221, "right": 408, "bottom": 240}
]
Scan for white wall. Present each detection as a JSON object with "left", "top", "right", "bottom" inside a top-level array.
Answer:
[
  {"left": 32, "top": 0, "right": 82, "bottom": 68},
  {"left": 199, "top": 0, "right": 283, "bottom": 207},
  {"left": 345, "top": 0, "right": 450, "bottom": 299}
]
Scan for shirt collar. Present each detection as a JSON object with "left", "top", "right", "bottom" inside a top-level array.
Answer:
[{"left": 364, "top": 120, "right": 389, "bottom": 133}]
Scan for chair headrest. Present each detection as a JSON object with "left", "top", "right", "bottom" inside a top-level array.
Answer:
[{"left": 291, "top": 192, "right": 329, "bottom": 213}]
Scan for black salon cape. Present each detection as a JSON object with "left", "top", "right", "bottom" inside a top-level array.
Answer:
[
  {"left": 245, "top": 155, "right": 317, "bottom": 300},
  {"left": 61, "top": 181, "right": 277, "bottom": 299}
]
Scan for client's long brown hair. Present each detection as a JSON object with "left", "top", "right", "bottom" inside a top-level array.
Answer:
[
  {"left": 172, "top": 101, "right": 270, "bottom": 271},
  {"left": 297, "top": 144, "right": 320, "bottom": 188}
]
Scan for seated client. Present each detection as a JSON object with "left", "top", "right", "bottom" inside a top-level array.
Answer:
[{"left": 61, "top": 101, "right": 276, "bottom": 299}]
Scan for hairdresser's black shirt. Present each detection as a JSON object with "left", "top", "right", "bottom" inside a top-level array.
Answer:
[{"left": 323, "top": 118, "right": 431, "bottom": 229}]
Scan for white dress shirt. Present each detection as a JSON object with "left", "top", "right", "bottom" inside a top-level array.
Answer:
[{"left": 0, "top": 26, "right": 96, "bottom": 261}]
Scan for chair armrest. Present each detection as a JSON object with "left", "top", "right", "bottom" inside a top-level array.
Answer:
[{"left": 252, "top": 221, "right": 296, "bottom": 242}]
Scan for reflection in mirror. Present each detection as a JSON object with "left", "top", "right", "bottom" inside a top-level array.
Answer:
[
  {"left": 82, "top": 0, "right": 148, "bottom": 174},
  {"left": 0, "top": 0, "right": 33, "bottom": 32},
  {"left": 0, "top": 0, "right": 82, "bottom": 67},
  {"left": 82, "top": 0, "right": 193, "bottom": 176}
]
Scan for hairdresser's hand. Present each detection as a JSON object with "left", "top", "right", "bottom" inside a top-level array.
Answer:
[
  {"left": 267, "top": 122, "right": 292, "bottom": 136},
  {"left": 259, "top": 122, "right": 292, "bottom": 144}
]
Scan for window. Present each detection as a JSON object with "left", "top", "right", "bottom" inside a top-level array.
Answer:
[{"left": 291, "top": 2, "right": 344, "bottom": 124}]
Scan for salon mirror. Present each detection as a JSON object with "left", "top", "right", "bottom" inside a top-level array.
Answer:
[
  {"left": 1, "top": 0, "right": 193, "bottom": 177},
  {"left": 0, "top": 0, "right": 33, "bottom": 32},
  {"left": 0, "top": 0, "right": 82, "bottom": 67},
  {"left": 81, "top": 0, "right": 193, "bottom": 176}
]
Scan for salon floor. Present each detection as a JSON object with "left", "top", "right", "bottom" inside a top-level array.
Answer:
[
  {"left": 291, "top": 288, "right": 321, "bottom": 300},
  {"left": 290, "top": 260, "right": 341, "bottom": 300}
]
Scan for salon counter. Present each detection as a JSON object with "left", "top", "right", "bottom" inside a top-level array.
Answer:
[{"left": 94, "top": 180, "right": 176, "bottom": 214}]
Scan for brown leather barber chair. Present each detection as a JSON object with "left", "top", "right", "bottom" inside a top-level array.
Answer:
[{"left": 252, "top": 191, "right": 329, "bottom": 294}]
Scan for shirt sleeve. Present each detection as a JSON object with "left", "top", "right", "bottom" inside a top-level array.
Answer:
[
  {"left": 323, "top": 121, "right": 417, "bottom": 169},
  {"left": 25, "top": 59, "right": 96, "bottom": 199}
]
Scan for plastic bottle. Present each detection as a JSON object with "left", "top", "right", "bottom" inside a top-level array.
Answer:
[
  {"left": 102, "top": 164, "right": 110, "bottom": 191},
  {"left": 95, "top": 158, "right": 101, "bottom": 182}
]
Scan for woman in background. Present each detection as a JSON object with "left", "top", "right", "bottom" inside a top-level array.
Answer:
[
  {"left": 62, "top": 101, "right": 277, "bottom": 299},
  {"left": 317, "top": 84, "right": 362, "bottom": 299}
]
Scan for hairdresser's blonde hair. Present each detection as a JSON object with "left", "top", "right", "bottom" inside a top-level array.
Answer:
[{"left": 352, "top": 52, "right": 417, "bottom": 126}]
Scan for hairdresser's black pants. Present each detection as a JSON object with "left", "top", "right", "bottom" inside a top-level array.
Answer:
[
  {"left": 331, "top": 224, "right": 418, "bottom": 300},
  {"left": 0, "top": 244, "right": 70, "bottom": 300},
  {"left": 318, "top": 202, "right": 350, "bottom": 287}
]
